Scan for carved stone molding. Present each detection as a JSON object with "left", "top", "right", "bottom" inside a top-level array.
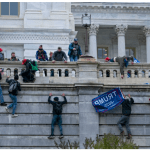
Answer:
[
  {"left": 115, "top": 24, "right": 128, "bottom": 35},
  {"left": 0, "top": 34, "right": 69, "bottom": 41},
  {"left": 138, "top": 34, "right": 146, "bottom": 44},
  {"left": 143, "top": 26, "right": 150, "bottom": 36},
  {"left": 88, "top": 24, "right": 99, "bottom": 36}
]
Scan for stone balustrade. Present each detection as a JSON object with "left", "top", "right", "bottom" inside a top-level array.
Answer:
[{"left": 1, "top": 61, "right": 150, "bottom": 85}]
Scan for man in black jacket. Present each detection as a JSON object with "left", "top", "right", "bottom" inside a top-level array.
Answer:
[
  {"left": 5, "top": 75, "right": 21, "bottom": 118},
  {"left": 20, "top": 59, "right": 37, "bottom": 83},
  {"left": 117, "top": 94, "right": 134, "bottom": 139},
  {"left": 48, "top": 93, "right": 67, "bottom": 139},
  {"left": 52, "top": 47, "right": 67, "bottom": 63}
]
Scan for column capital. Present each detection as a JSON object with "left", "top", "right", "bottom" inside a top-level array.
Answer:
[
  {"left": 88, "top": 24, "right": 99, "bottom": 36},
  {"left": 143, "top": 26, "right": 150, "bottom": 36},
  {"left": 115, "top": 24, "right": 128, "bottom": 35}
]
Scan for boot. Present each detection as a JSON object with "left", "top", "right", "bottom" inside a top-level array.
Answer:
[
  {"left": 120, "top": 131, "right": 124, "bottom": 136},
  {"left": 126, "top": 134, "right": 132, "bottom": 139},
  {"left": 1, "top": 103, "right": 7, "bottom": 106},
  {"left": 11, "top": 114, "right": 19, "bottom": 118},
  {"left": 48, "top": 134, "right": 55, "bottom": 139},
  {"left": 59, "top": 134, "right": 64, "bottom": 139}
]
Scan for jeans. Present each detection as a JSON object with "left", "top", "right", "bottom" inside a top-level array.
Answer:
[
  {"left": 0, "top": 85, "right": 4, "bottom": 104},
  {"left": 117, "top": 115, "right": 131, "bottom": 135},
  {"left": 7, "top": 94, "right": 17, "bottom": 115},
  {"left": 51, "top": 114, "right": 63, "bottom": 135},
  {"left": 70, "top": 55, "right": 78, "bottom": 62}
]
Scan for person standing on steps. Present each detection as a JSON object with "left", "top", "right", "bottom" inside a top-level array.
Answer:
[
  {"left": 48, "top": 93, "right": 67, "bottom": 139},
  {"left": 117, "top": 94, "right": 134, "bottom": 139},
  {"left": 0, "top": 69, "right": 7, "bottom": 106},
  {"left": 5, "top": 75, "right": 21, "bottom": 118}
]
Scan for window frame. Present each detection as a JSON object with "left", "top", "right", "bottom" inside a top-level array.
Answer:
[
  {"left": 97, "top": 47, "right": 108, "bottom": 59},
  {"left": 125, "top": 47, "right": 136, "bottom": 57},
  {"left": 0, "top": 2, "right": 20, "bottom": 17}
]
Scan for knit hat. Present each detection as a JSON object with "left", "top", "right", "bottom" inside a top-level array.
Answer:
[
  {"left": 22, "top": 59, "right": 27, "bottom": 65},
  {"left": 0, "top": 48, "right": 3, "bottom": 52},
  {"left": 74, "top": 38, "right": 78, "bottom": 42},
  {"left": 54, "top": 97, "right": 59, "bottom": 101},
  {"left": 105, "top": 57, "right": 111, "bottom": 61}
]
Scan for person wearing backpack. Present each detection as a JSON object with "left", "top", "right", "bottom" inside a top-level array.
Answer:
[
  {"left": 68, "top": 38, "right": 82, "bottom": 62},
  {"left": 5, "top": 75, "right": 21, "bottom": 118},
  {"left": 19, "top": 59, "right": 38, "bottom": 83},
  {"left": 48, "top": 93, "right": 67, "bottom": 139},
  {"left": 0, "top": 48, "right": 4, "bottom": 61},
  {"left": 0, "top": 69, "right": 7, "bottom": 106}
]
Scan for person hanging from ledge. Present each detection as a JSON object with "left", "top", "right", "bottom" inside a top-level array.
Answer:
[
  {"left": 105, "top": 56, "right": 134, "bottom": 79},
  {"left": 36, "top": 45, "right": 48, "bottom": 62},
  {"left": 68, "top": 38, "right": 82, "bottom": 62},
  {"left": 5, "top": 75, "right": 21, "bottom": 118},
  {"left": 0, "top": 48, "right": 4, "bottom": 61},
  {"left": 117, "top": 94, "right": 134, "bottom": 139},
  {"left": 19, "top": 59, "right": 38, "bottom": 83},
  {"left": 0, "top": 68, "right": 7, "bottom": 106},
  {"left": 8, "top": 52, "right": 20, "bottom": 61},
  {"left": 48, "top": 93, "right": 67, "bottom": 139}
]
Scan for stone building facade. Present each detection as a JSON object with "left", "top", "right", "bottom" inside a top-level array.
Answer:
[{"left": 0, "top": 2, "right": 150, "bottom": 62}]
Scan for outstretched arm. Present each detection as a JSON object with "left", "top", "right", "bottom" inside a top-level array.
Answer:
[
  {"left": 128, "top": 94, "right": 134, "bottom": 104},
  {"left": 61, "top": 93, "right": 67, "bottom": 104},
  {"left": 48, "top": 93, "right": 54, "bottom": 104}
]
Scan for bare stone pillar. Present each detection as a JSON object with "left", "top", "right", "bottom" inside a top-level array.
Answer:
[
  {"left": 143, "top": 26, "right": 150, "bottom": 63},
  {"left": 115, "top": 24, "right": 128, "bottom": 57},
  {"left": 88, "top": 24, "right": 99, "bottom": 60}
]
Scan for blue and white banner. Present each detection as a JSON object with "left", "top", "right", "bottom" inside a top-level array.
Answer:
[
  {"left": 92, "top": 88, "right": 124, "bottom": 113},
  {"left": 134, "top": 58, "right": 140, "bottom": 63}
]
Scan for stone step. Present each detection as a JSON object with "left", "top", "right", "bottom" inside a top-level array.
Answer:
[{"left": 0, "top": 114, "right": 79, "bottom": 124}]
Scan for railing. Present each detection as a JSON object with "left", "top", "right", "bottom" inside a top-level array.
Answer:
[{"left": 1, "top": 61, "right": 150, "bottom": 85}]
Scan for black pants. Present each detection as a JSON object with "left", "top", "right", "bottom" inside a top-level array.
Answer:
[{"left": 21, "top": 71, "right": 35, "bottom": 82}]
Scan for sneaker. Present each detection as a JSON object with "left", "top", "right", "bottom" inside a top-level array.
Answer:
[
  {"left": 1, "top": 103, "right": 7, "bottom": 106},
  {"left": 48, "top": 135, "right": 55, "bottom": 139},
  {"left": 5, "top": 107, "right": 9, "bottom": 113},
  {"left": 120, "top": 131, "right": 124, "bottom": 136},
  {"left": 59, "top": 134, "right": 64, "bottom": 139},
  {"left": 126, "top": 134, "right": 132, "bottom": 139},
  {"left": 11, "top": 114, "right": 18, "bottom": 118}
]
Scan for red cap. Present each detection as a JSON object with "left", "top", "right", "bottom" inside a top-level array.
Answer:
[
  {"left": 0, "top": 48, "right": 3, "bottom": 52},
  {"left": 22, "top": 59, "right": 27, "bottom": 65},
  {"left": 105, "top": 57, "right": 111, "bottom": 61}
]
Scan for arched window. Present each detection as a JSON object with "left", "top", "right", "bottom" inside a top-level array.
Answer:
[
  {"left": 113, "top": 70, "right": 117, "bottom": 78},
  {"left": 99, "top": 70, "right": 103, "bottom": 77}
]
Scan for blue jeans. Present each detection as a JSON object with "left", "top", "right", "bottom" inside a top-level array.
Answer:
[
  {"left": 7, "top": 94, "right": 17, "bottom": 115},
  {"left": 0, "top": 85, "right": 4, "bottom": 104},
  {"left": 51, "top": 114, "right": 63, "bottom": 135},
  {"left": 70, "top": 55, "right": 78, "bottom": 62},
  {"left": 117, "top": 115, "right": 131, "bottom": 135}
]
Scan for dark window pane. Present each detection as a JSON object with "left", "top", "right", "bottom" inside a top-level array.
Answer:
[
  {"left": 98, "top": 48, "right": 102, "bottom": 58},
  {"left": 1, "top": 2, "right": 9, "bottom": 15},
  {"left": 103, "top": 48, "right": 107, "bottom": 58},
  {"left": 10, "top": 2, "right": 18, "bottom": 15}
]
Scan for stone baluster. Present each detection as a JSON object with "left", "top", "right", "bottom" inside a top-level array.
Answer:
[
  {"left": 145, "top": 70, "right": 149, "bottom": 78},
  {"left": 139, "top": 70, "right": 142, "bottom": 78},
  {"left": 69, "top": 69, "right": 72, "bottom": 77},
  {"left": 39, "top": 69, "right": 43, "bottom": 77},
  {"left": 61, "top": 69, "right": 65, "bottom": 77},
  {"left": 76, "top": 69, "right": 79, "bottom": 78},
  {"left": 109, "top": 69, "right": 113, "bottom": 79},
  {"left": 54, "top": 69, "right": 58, "bottom": 77},
  {"left": 103, "top": 69, "right": 106, "bottom": 79},
  {"left": 131, "top": 70, "right": 134, "bottom": 78},
  {"left": 47, "top": 69, "right": 50, "bottom": 77},
  {"left": 124, "top": 69, "right": 127, "bottom": 79},
  {"left": 3, "top": 68, "right": 7, "bottom": 78},
  {"left": 11, "top": 68, "right": 14, "bottom": 77}
]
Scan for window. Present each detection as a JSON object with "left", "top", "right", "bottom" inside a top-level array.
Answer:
[
  {"left": 126, "top": 48, "right": 136, "bottom": 57},
  {"left": 0, "top": 2, "right": 19, "bottom": 16},
  {"left": 97, "top": 47, "right": 108, "bottom": 59}
]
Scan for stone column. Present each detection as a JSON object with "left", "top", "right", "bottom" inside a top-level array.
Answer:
[
  {"left": 115, "top": 24, "right": 128, "bottom": 57},
  {"left": 143, "top": 26, "right": 150, "bottom": 63},
  {"left": 88, "top": 24, "right": 99, "bottom": 60}
]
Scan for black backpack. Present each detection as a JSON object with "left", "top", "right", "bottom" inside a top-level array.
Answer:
[
  {"left": 8, "top": 80, "right": 18, "bottom": 93},
  {"left": 54, "top": 102, "right": 62, "bottom": 115}
]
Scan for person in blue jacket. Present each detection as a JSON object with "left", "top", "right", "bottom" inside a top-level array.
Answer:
[
  {"left": 36, "top": 45, "right": 48, "bottom": 62},
  {"left": 68, "top": 38, "right": 82, "bottom": 62}
]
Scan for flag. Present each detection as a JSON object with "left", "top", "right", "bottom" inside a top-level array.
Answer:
[
  {"left": 134, "top": 58, "right": 140, "bottom": 63},
  {"left": 92, "top": 88, "right": 124, "bottom": 113}
]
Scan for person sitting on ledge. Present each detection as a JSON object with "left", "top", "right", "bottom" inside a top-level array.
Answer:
[
  {"left": 68, "top": 38, "right": 82, "bottom": 62},
  {"left": 48, "top": 93, "right": 67, "bottom": 139},
  {"left": 8, "top": 52, "right": 20, "bottom": 61},
  {"left": 5, "top": 75, "right": 21, "bottom": 118},
  {"left": 105, "top": 56, "right": 134, "bottom": 79},
  {"left": 19, "top": 59, "right": 38, "bottom": 83},
  {"left": 52, "top": 47, "right": 67, "bottom": 63},
  {"left": 117, "top": 94, "right": 134, "bottom": 139},
  {"left": 0, "top": 68, "right": 7, "bottom": 106},
  {"left": 0, "top": 48, "right": 4, "bottom": 61},
  {"left": 36, "top": 45, "right": 48, "bottom": 62}
]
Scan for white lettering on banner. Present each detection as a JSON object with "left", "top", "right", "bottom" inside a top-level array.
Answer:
[
  {"left": 104, "top": 101, "right": 114, "bottom": 107},
  {"left": 94, "top": 90, "right": 118, "bottom": 105}
]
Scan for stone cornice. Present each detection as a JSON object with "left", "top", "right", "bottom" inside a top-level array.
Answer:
[
  {"left": 115, "top": 24, "right": 128, "bottom": 35},
  {"left": 71, "top": 3, "right": 150, "bottom": 14}
]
